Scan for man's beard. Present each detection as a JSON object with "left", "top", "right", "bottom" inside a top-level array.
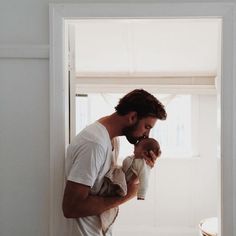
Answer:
[{"left": 122, "top": 120, "right": 142, "bottom": 145}]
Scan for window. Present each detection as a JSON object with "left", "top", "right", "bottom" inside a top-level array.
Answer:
[{"left": 75, "top": 93, "right": 199, "bottom": 159}]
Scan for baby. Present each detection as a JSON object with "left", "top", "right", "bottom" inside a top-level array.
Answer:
[
  {"left": 99, "top": 138, "right": 161, "bottom": 235},
  {"left": 123, "top": 137, "right": 161, "bottom": 200}
]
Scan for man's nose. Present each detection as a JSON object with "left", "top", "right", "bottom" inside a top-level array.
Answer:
[{"left": 143, "top": 130, "right": 150, "bottom": 138}]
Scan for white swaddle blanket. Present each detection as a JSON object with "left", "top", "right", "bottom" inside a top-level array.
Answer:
[
  {"left": 99, "top": 166, "right": 127, "bottom": 235},
  {"left": 98, "top": 138, "right": 124, "bottom": 235}
]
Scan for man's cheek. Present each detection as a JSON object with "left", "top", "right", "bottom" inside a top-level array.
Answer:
[{"left": 132, "top": 131, "right": 139, "bottom": 137}]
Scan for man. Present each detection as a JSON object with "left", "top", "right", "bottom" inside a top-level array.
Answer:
[{"left": 62, "top": 89, "right": 167, "bottom": 235}]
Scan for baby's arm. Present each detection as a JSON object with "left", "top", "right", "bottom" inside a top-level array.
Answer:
[{"left": 136, "top": 164, "right": 151, "bottom": 200}]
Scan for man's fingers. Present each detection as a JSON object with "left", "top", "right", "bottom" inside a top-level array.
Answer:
[
  {"left": 149, "top": 150, "right": 158, "bottom": 161},
  {"left": 146, "top": 159, "right": 154, "bottom": 168},
  {"left": 144, "top": 157, "right": 155, "bottom": 168},
  {"left": 144, "top": 150, "right": 159, "bottom": 168}
]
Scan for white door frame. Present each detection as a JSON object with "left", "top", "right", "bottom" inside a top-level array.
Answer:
[{"left": 49, "top": 3, "right": 236, "bottom": 236}]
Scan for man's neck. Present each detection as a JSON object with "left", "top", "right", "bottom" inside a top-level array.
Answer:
[{"left": 98, "top": 113, "right": 124, "bottom": 140}]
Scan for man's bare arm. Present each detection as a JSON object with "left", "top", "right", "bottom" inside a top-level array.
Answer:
[{"left": 62, "top": 180, "right": 138, "bottom": 218}]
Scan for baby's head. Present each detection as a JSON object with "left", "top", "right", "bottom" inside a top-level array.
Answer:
[{"left": 134, "top": 138, "right": 161, "bottom": 159}]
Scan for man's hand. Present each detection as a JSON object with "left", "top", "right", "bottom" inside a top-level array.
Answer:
[{"left": 143, "top": 150, "right": 159, "bottom": 168}]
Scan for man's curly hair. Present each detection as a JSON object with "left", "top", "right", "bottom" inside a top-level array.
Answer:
[{"left": 115, "top": 89, "right": 167, "bottom": 120}]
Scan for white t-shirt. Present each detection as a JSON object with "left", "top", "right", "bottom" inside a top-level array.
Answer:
[{"left": 65, "top": 121, "right": 114, "bottom": 236}]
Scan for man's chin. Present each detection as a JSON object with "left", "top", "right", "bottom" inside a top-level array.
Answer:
[{"left": 126, "top": 136, "right": 139, "bottom": 145}]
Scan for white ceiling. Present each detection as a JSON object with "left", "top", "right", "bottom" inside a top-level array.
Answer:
[{"left": 73, "top": 19, "right": 221, "bottom": 75}]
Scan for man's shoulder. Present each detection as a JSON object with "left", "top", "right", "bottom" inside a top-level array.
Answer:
[{"left": 72, "top": 122, "right": 110, "bottom": 148}]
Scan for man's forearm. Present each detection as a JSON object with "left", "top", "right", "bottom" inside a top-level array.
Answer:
[
  {"left": 64, "top": 192, "right": 133, "bottom": 218},
  {"left": 63, "top": 179, "right": 139, "bottom": 219},
  {"left": 76, "top": 195, "right": 126, "bottom": 218}
]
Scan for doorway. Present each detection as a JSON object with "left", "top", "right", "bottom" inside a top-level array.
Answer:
[
  {"left": 66, "top": 18, "right": 221, "bottom": 236},
  {"left": 49, "top": 3, "right": 236, "bottom": 236}
]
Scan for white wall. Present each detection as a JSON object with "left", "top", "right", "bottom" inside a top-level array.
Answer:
[
  {"left": 0, "top": 2, "right": 50, "bottom": 235},
  {"left": 0, "top": 1, "right": 235, "bottom": 236},
  {"left": 0, "top": 59, "right": 49, "bottom": 236}
]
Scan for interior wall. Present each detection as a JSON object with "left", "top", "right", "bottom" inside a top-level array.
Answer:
[
  {"left": 0, "top": 1, "right": 235, "bottom": 236},
  {"left": 0, "top": 59, "right": 49, "bottom": 236}
]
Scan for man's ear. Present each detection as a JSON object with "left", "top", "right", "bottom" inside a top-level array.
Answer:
[{"left": 128, "top": 111, "right": 138, "bottom": 125}]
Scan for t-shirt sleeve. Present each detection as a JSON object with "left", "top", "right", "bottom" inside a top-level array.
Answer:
[{"left": 67, "top": 142, "right": 106, "bottom": 187}]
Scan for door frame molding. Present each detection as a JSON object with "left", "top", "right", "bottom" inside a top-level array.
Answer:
[{"left": 49, "top": 3, "right": 236, "bottom": 236}]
